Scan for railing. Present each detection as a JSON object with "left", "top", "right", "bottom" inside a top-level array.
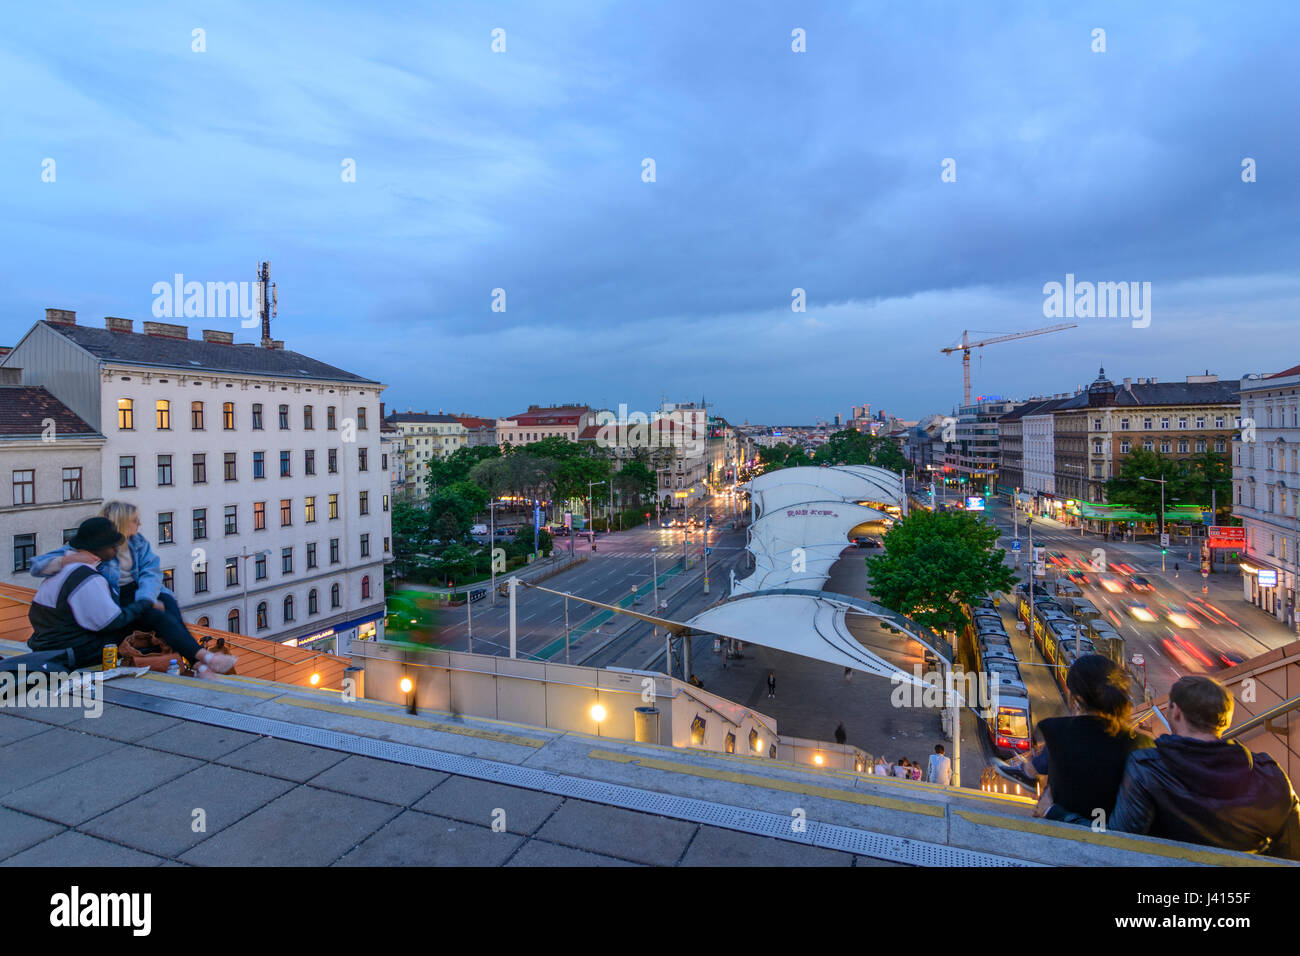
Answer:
[{"left": 1226, "top": 693, "right": 1300, "bottom": 741}]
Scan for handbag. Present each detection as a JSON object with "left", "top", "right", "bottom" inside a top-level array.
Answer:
[{"left": 117, "top": 632, "right": 187, "bottom": 673}]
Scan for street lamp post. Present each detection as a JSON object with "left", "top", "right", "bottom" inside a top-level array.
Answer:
[
  {"left": 1139, "top": 475, "right": 1168, "bottom": 572},
  {"left": 240, "top": 546, "right": 272, "bottom": 635},
  {"left": 588, "top": 480, "right": 606, "bottom": 548}
]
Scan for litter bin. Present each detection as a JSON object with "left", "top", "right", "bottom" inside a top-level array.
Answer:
[{"left": 634, "top": 706, "right": 661, "bottom": 744}]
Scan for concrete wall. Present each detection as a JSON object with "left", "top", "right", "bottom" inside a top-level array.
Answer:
[{"left": 352, "top": 641, "right": 782, "bottom": 758}]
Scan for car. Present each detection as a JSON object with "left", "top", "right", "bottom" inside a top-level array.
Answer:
[
  {"left": 470, "top": 524, "right": 488, "bottom": 536},
  {"left": 1129, "top": 575, "right": 1154, "bottom": 593},
  {"left": 1065, "top": 569, "right": 1090, "bottom": 587},
  {"left": 1164, "top": 605, "right": 1200, "bottom": 629},
  {"left": 854, "top": 537, "right": 881, "bottom": 549},
  {"left": 1127, "top": 601, "right": 1157, "bottom": 622},
  {"left": 1098, "top": 574, "right": 1125, "bottom": 593}
]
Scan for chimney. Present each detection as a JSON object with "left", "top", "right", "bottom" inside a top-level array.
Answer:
[
  {"left": 271, "top": 339, "right": 284, "bottom": 350},
  {"left": 45, "top": 308, "right": 76, "bottom": 326},
  {"left": 142, "top": 321, "right": 188, "bottom": 340},
  {"left": 0, "top": 367, "right": 21, "bottom": 385},
  {"left": 1123, "top": 377, "right": 1131, "bottom": 390},
  {"left": 105, "top": 316, "right": 133, "bottom": 333},
  {"left": 1149, "top": 377, "right": 1157, "bottom": 384},
  {"left": 201, "top": 330, "right": 234, "bottom": 344}
]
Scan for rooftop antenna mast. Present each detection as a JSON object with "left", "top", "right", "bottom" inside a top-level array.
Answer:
[{"left": 257, "top": 261, "right": 277, "bottom": 348}]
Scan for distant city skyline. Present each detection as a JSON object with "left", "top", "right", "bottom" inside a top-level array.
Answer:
[{"left": 3, "top": 2, "right": 1297, "bottom": 422}]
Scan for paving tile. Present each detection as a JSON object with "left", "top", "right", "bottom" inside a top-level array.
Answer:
[
  {"left": 1, "top": 830, "right": 165, "bottom": 867},
  {"left": 61, "top": 703, "right": 182, "bottom": 743},
  {"left": 308, "top": 755, "right": 447, "bottom": 806},
  {"left": 505, "top": 838, "right": 641, "bottom": 867},
  {"left": 135, "top": 721, "right": 261, "bottom": 761},
  {"left": 179, "top": 786, "right": 400, "bottom": 867},
  {"left": 679, "top": 826, "right": 854, "bottom": 866},
  {"left": 215, "top": 737, "right": 348, "bottom": 782},
  {"left": 534, "top": 800, "right": 697, "bottom": 866},
  {"left": 0, "top": 806, "right": 65, "bottom": 860},
  {"left": 0, "top": 699, "right": 90, "bottom": 726},
  {"left": 81, "top": 764, "right": 296, "bottom": 859},
  {"left": 0, "top": 711, "right": 55, "bottom": 746},
  {"left": 0, "top": 726, "right": 124, "bottom": 796},
  {"left": 412, "top": 777, "right": 563, "bottom": 834},
  {"left": 2, "top": 745, "right": 201, "bottom": 826},
  {"left": 335, "top": 810, "right": 524, "bottom": 867}
]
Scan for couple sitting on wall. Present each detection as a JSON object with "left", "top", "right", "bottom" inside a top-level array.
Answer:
[{"left": 25, "top": 502, "right": 236, "bottom": 678}]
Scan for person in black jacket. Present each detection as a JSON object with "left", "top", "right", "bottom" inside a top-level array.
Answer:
[
  {"left": 995, "top": 654, "right": 1154, "bottom": 822},
  {"left": 1109, "top": 676, "right": 1300, "bottom": 858}
]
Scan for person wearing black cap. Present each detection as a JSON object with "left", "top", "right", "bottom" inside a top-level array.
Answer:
[{"left": 28, "top": 517, "right": 235, "bottom": 677}]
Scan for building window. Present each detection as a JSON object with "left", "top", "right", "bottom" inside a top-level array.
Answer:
[
  {"left": 156, "top": 455, "right": 173, "bottom": 486},
  {"left": 308, "top": 589, "right": 319, "bottom": 615},
  {"left": 224, "top": 505, "right": 238, "bottom": 536},
  {"left": 281, "top": 547, "right": 293, "bottom": 574},
  {"left": 330, "top": 582, "right": 341, "bottom": 608},
  {"left": 360, "top": 533, "right": 370, "bottom": 558},
  {"left": 227, "top": 608, "right": 239, "bottom": 633},
  {"left": 359, "top": 491, "right": 369, "bottom": 516},
  {"left": 1092, "top": 440, "right": 1102, "bottom": 454},
  {"left": 384, "top": 536, "right": 390, "bottom": 554},
  {"left": 1092, "top": 419, "right": 1101, "bottom": 431},
  {"left": 252, "top": 403, "right": 263, "bottom": 430},
  {"left": 253, "top": 451, "right": 265, "bottom": 479},
  {"left": 1143, "top": 439, "right": 1154, "bottom": 451},
  {"left": 193, "top": 508, "right": 207, "bottom": 540},
  {"left": 1178, "top": 439, "right": 1189, "bottom": 454},
  {"left": 224, "top": 452, "right": 237, "bottom": 481},
  {"left": 156, "top": 399, "right": 171, "bottom": 430},
  {"left": 118, "top": 398, "right": 134, "bottom": 430},
  {"left": 1142, "top": 417, "right": 1153, "bottom": 430},
  {"left": 195, "top": 568, "right": 209, "bottom": 594},
  {"left": 13, "top": 533, "right": 36, "bottom": 572},
  {"left": 277, "top": 450, "right": 290, "bottom": 477},
  {"left": 328, "top": 448, "right": 338, "bottom": 474},
  {"left": 305, "top": 449, "right": 316, "bottom": 475},
  {"left": 327, "top": 406, "right": 337, "bottom": 430},
  {"left": 1178, "top": 418, "right": 1188, "bottom": 430},
  {"left": 361, "top": 575, "right": 371, "bottom": 600},
  {"left": 329, "top": 493, "right": 339, "bottom": 519},
  {"left": 254, "top": 501, "right": 266, "bottom": 530},
  {"left": 255, "top": 552, "right": 266, "bottom": 580},
  {"left": 193, "top": 453, "right": 207, "bottom": 484},
  {"left": 358, "top": 407, "right": 368, "bottom": 430},
  {"left": 304, "top": 406, "right": 314, "bottom": 430},
  {"left": 280, "top": 498, "right": 292, "bottom": 527},
  {"left": 1160, "top": 440, "right": 1171, "bottom": 453},
  {"left": 61, "top": 467, "right": 82, "bottom": 501},
  {"left": 1215, "top": 416, "right": 1225, "bottom": 429},
  {"left": 1120, "top": 441, "right": 1131, "bottom": 454},
  {"left": 223, "top": 402, "right": 235, "bottom": 430},
  {"left": 158, "top": 512, "right": 174, "bottom": 544},
  {"left": 1119, "top": 418, "right": 1130, "bottom": 431},
  {"left": 196, "top": 616, "right": 209, "bottom": 628},
  {"left": 119, "top": 457, "right": 136, "bottom": 489},
  {"left": 359, "top": 448, "right": 368, "bottom": 472},
  {"left": 256, "top": 602, "right": 268, "bottom": 630},
  {"left": 305, "top": 496, "right": 316, "bottom": 523},
  {"left": 225, "top": 557, "right": 239, "bottom": 587},
  {"left": 1196, "top": 439, "right": 1206, "bottom": 452},
  {"left": 1215, "top": 438, "right": 1226, "bottom": 452},
  {"left": 279, "top": 404, "right": 290, "bottom": 430},
  {"left": 1195, "top": 417, "right": 1205, "bottom": 429},
  {"left": 383, "top": 494, "right": 389, "bottom": 513},
  {"left": 306, "top": 542, "right": 318, "bottom": 569},
  {"left": 283, "top": 595, "right": 295, "bottom": 623},
  {"left": 191, "top": 401, "right": 204, "bottom": 430},
  {"left": 11, "top": 469, "right": 35, "bottom": 505},
  {"left": 329, "top": 538, "right": 340, "bottom": 564},
  {"left": 382, "top": 453, "right": 388, "bottom": 470}
]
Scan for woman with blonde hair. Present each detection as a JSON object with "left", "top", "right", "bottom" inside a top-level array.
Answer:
[{"left": 30, "top": 501, "right": 235, "bottom": 678}]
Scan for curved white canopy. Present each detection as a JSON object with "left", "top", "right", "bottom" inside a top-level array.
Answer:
[
  {"left": 745, "top": 466, "right": 903, "bottom": 518},
  {"left": 732, "top": 500, "right": 891, "bottom": 594},
  {"left": 685, "top": 591, "right": 931, "bottom": 684}
]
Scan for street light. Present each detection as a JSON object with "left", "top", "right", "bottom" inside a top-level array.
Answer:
[
  {"left": 588, "top": 480, "right": 606, "bottom": 548},
  {"left": 1139, "top": 475, "right": 1169, "bottom": 572},
  {"left": 239, "top": 546, "right": 273, "bottom": 635}
]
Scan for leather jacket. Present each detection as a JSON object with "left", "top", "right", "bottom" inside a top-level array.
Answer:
[{"left": 1109, "top": 734, "right": 1300, "bottom": 859}]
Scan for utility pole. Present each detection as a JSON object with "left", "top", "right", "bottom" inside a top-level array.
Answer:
[
  {"left": 466, "top": 582, "right": 473, "bottom": 653},
  {"left": 508, "top": 576, "right": 518, "bottom": 658},
  {"left": 1139, "top": 475, "right": 1168, "bottom": 572}
]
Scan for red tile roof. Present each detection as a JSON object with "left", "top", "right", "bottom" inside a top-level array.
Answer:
[
  {"left": 0, "top": 386, "right": 98, "bottom": 437},
  {"left": 1266, "top": 364, "right": 1300, "bottom": 379},
  {"left": 506, "top": 405, "right": 590, "bottom": 426}
]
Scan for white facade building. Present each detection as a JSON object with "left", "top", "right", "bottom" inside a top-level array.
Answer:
[
  {"left": 1235, "top": 366, "right": 1300, "bottom": 630},
  {"left": 1022, "top": 412, "right": 1057, "bottom": 499},
  {"left": 1, "top": 311, "right": 391, "bottom": 652},
  {"left": 0, "top": 374, "right": 106, "bottom": 587}
]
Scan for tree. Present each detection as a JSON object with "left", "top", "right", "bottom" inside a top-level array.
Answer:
[
  {"left": 814, "top": 429, "right": 911, "bottom": 473},
  {"left": 425, "top": 445, "right": 500, "bottom": 495},
  {"left": 614, "top": 458, "right": 657, "bottom": 507},
  {"left": 1104, "top": 449, "right": 1184, "bottom": 514},
  {"left": 865, "top": 510, "right": 1016, "bottom": 632},
  {"left": 1182, "top": 450, "right": 1232, "bottom": 512}
]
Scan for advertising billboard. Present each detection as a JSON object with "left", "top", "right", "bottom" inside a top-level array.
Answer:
[{"left": 964, "top": 496, "right": 986, "bottom": 511}]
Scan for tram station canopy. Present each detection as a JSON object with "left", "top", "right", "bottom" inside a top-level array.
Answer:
[{"left": 732, "top": 500, "right": 890, "bottom": 594}]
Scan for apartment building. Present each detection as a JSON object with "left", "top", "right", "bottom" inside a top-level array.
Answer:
[
  {"left": 497, "top": 405, "right": 595, "bottom": 446},
  {"left": 1, "top": 310, "right": 391, "bottom": 652},
  {"left": 1235, "top": 364, "right": 1300, "bottom": 629},
  {"left": 384, "top": 411, "right": 466, "bottom": 495},
  {"left": 0, "top": 371, "right": 105, "bottom": 586}
]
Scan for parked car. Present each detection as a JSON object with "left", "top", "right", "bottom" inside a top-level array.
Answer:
[{"left": 470, "top": 524, "right": 488, "bottom": 536}]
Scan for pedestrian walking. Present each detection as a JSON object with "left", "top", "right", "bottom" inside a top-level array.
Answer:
[
  {"left": 767, "top": 672, "right": 776, "bottom": 698},
  {"left": 834, "top": 722, "right": 846, "bottom": 745},
  {"left": 843, "top": 666, "right": 853, "bottom": 681},
  {"left": 1174, "top": 561, "right": 1180, "bottom": 578}
]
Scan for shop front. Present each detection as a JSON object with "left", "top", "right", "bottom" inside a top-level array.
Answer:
[{"left": 1240, "top": 561, "right": 1297, "bottom": 629}]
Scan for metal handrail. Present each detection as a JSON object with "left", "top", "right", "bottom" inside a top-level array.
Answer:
[
  {"left": 678, "top": 685, "right": 778, "bottom": 739},
  {"left": 1226, "top": 693, "right": 1300, "bottom": 741}
]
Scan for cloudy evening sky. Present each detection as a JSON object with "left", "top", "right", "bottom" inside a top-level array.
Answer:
[{"left": 2, "top": 1, "right": 1298, "bottom": 424}]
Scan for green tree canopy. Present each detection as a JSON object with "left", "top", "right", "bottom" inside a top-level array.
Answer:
[
  {"left": 865, "top": 510, "right": 1016, "bottom": 632},
  {"left": 425, "top": 444, "right": 501, "bottom": 494}
]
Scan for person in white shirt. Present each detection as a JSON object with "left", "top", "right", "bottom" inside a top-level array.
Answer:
[{"left": 927, "top": 744, "right": 953, "bottom": 786}]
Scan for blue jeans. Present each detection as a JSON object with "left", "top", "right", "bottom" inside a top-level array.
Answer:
[{"left": 118, "top": 586, "right": 201, "bottom": 665}]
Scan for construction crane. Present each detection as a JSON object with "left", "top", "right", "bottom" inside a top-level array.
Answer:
[{"left": 941, "top": 323, "right": 1077, "bottom": 405}]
